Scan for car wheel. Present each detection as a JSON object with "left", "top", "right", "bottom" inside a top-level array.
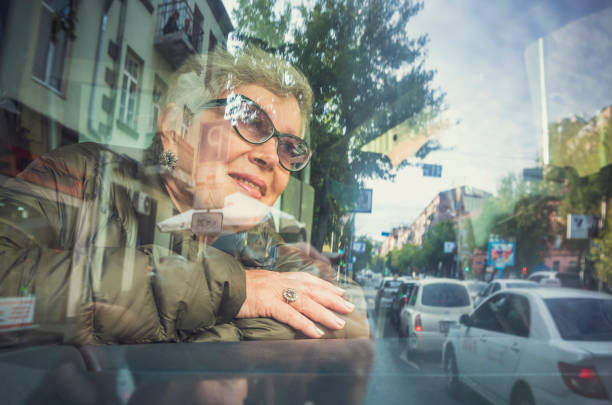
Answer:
[
  {"left": 511, "top": 384, "right": 534, "bottom": 405},
  {"left": 444, "top": 347, "right": 462, "bottom": 399}
]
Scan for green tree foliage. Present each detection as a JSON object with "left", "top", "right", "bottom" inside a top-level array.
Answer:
[
  {"left": 387, "top": 220, "right": 456, "bottom": 276},
  {"left": 544, "top": 106, "right": 612, "bottom": 283},
  {"left": 232, "top": 0, "right": 443, "bottom": 250},
  {"left": 469, "top": 174, "right": 565, "bottom": 270},
  {"left": 352, "top": 235, "right": 373, "bottom": 272}
]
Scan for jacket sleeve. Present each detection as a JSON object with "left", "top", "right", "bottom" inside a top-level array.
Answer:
[{"left": 0, "top": 145, "right": 246, "bottom": 344}]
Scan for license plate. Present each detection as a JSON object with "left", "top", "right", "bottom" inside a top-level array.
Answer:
[{"left": 439, "top": 321, "right": 455, "bottom": 334}]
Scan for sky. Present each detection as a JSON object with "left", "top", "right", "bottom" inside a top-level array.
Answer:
[{"left": 221, "top": 0, "right": 612, "bottom": 241}]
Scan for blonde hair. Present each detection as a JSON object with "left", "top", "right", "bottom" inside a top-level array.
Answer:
[{"left": 165, "top": 46, "right": 313, "bottom": 137}]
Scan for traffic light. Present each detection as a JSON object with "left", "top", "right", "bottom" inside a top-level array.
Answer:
[
  {"left": 522, "top": 266, "right": 527, "bottom": 275},
  {"left": 464, "top": 266, "right": 470, "bottom": 273},
  {"left": 338, "top": 249, "right": 344, "bottom": 266}
]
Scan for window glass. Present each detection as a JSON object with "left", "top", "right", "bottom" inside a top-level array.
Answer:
[
  {"left": 1, "top": 1, "right": 612, "bottom": 403},
  {"left": 506, "top": 295, "right": 531, "bottom": 337},
  {"left": 421, "top": 283, "right": 470, "bottom": 307},
  {"left": 557, "top": 273, "right": 583, "bottom": 288},
  {"left": 466, "top": 282, "right": 486, "bottom": 295},
  {"left": 33, "top": 1, "right": 71, "bottom": 92},
  {"left": 472, "top": 294, "right": 506, "bottom": 333},
  {"left": 408, "top": 286, "right": 419, "bottom": 306},
  {"left": 384, "top": 280, "right": 402, "bottom": 288},
  {"left": 545, "top": 298, "right": 612, "bottom": 341},
  {"left": 506, "top": 283, "right": 539, "bottom": 289}
]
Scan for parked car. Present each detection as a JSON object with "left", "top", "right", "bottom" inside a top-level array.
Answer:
[
  {"left": 463, "top": 280, "right": 488, "bottom": 303},
  {"left": 398, "top": 279, "right": 472, "bottom": 354},
  {"left": 528, "top": 271, "right": 583, "bottom": 289},
  {"left": 375, "top": 277, "right": 404, "bottom": 315},
  {"left": 443, "top": 288, "right": 612, "bottom": 405},
  {"left": 390, "top": 280, "right": 417, "bottom": 326},
  {"left": 474, "top": 279, "right": 540, "bottom": 307}
]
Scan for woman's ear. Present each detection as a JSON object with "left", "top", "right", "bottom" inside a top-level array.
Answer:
[{"left": 158, "top": 103, "right": 181, "bottom": 152}]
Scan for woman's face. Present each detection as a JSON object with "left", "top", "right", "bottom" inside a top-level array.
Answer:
[{"left": 189, "top": 84, "right": 303, "bottom": 209}]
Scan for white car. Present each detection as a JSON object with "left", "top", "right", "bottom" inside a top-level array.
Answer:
[
  {"left": 398, "top": 278, "right": 473, "bottom": 353},
  {"left": 443, "top": 288, "right": 612, "bottom": 405},
  {"left": 528, "top": 271, "right": 583, "bottom": 289},
  {"left": 474, "top": 279, "right": 540, "bottom": 307}
]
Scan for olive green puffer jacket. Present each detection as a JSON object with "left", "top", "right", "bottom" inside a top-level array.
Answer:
[{"left": 0, "top": 143, "right": 367, "bottom": 345}]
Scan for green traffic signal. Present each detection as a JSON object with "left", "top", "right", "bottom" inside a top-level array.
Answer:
[{"left": 465, "top": 266, "right": 470, "bottom": 272}]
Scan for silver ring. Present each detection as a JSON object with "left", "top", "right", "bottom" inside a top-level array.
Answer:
[{"left": 282, "top": 288, "right": 298, "bottom": 303}]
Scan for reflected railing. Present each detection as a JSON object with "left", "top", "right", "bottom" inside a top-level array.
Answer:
[{"left": 155, "top": 0, "right": 203, "bottom": 53}]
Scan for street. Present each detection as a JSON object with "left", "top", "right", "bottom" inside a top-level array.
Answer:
[{"left": 360, "top": 283, "right": 490, "bottom": 405}]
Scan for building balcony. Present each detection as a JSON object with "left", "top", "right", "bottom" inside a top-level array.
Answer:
[{"left": 154, "top": 0, "right": 204, "bottom": 69}]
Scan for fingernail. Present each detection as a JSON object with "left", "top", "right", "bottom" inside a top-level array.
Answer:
[
  {"left": 315, "top": 327, "right": 325, "bottom": 337},
  {"left": 344, "top": 300, "right": 355, "bottom": 311},
  {"left": 335, "top": 317, "right": 346, "bottom": 328},
  {"left": 336, "top": 287, "right": 346, "bottom": 294}
]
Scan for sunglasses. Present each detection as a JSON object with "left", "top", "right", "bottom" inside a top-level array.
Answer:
[{"left": 203, "top": 94, "right": 311, "bottom": 172}]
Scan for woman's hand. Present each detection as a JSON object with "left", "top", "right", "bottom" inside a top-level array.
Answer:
[{"left": 236, "top": 270, "right": 355, "bottom": 338}]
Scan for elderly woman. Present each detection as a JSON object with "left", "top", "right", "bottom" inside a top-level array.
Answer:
[{"left": 0, "top": 46, "right": 367, "bottom": 344}]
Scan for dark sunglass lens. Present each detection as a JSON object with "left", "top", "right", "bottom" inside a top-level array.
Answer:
[{"left": 278, "top": 138, "right": 310, "bottom": 170}]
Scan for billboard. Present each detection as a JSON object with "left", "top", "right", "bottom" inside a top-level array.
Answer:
[{"left": 487, "top": 241, "right": 515, "bottom": 270}]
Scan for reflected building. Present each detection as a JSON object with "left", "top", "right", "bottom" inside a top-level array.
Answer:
[
  {"left": 379, "top": 186, "right": 491, "bottom": 256},
  {"left": 0, "top": 0, "right": 314, "bottom": 246}
]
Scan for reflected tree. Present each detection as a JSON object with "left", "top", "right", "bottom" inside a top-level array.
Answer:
[{"left": 232, "top": 0, "right": 443, "bottom": 250}]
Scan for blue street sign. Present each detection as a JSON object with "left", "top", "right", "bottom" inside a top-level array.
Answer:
[{"left": 422, "top": 164, "right": 442, "bottom": 177}]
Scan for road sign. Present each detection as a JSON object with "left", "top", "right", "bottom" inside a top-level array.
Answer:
[
  {"left": 422, "top": 163, "right": 442, "bottom": 177},
  {"left": 567, "top": 214, "right": 597, "bottom": 239},
  {"left": 352, "top": 241, "right": 366, "bottom": 253},
  {"left": 351, "top": 189, "right": 373, "bottom": 213},
  {"left": 443, "top": 241, "right": 456, "bottom": 253}
]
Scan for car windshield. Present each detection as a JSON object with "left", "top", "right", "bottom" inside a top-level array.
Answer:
[
  {"left": 422, "top": 284, "right": 471, "bottom": 307},
  {"left": 506, "top": 283, "right": 539, "bottom": 289},
  {"left": 466, "top": 282, "right": 487, "bottom": 293},
  {"left": 1, "top": 1, "right": 612, "bottom": 404},
  {"left": 557, "top": 273, "right": 583, "bottom": 288},
  {"left": 545, "top": 298, "right": 612, "bottom": 341},
  {"left": 384, "top": 280, "right": 403, "bottom": 289}
]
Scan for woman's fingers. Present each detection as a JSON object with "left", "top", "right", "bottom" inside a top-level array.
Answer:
[
  {"left": 303, "top": 288, "right": 355, "bottom": 315},
  {"left": 273, "top": 304, "right": 325, "bottom": 338},
  {"left": 285, "top": 271, "right": 345, "bottom": 295},
  {"left": 292, "top": 295, "right": 346, "bottom": 331}
]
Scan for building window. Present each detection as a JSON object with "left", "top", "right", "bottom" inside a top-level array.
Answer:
[
  {"left": 181, "top": 105, "right": 193, "bottom": 139},
  {"left": 119, "top": 50, "right": 143, "bottom": 128},
  {"left": 33, "top": 0, "right": 73, "bottom": 93},
  {"left": 553, "top": 261, "right": 560, "bottom": 271},
  {"left": 152, "top": 76, "right": 167, "bottom": 129}
]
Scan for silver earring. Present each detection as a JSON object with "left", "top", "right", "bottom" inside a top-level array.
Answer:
[{"left": 159, "top": 151, "right": 177, "bottom": 171}]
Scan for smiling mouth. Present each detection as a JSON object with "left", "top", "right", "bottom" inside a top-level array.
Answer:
[{"left": 229, "top": 173, "right": 266, "bottom": 199}]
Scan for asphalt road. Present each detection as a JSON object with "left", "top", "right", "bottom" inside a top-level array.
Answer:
[{"left": 360, "top": 283, "right": 490, "bottom": 405}]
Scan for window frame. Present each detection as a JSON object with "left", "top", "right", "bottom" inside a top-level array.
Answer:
[
  {"left": 32, "top": 0, "right": 72, "bottom": 95},
  {"left": 152, "top": 76, "right": 167, "bottom": 129},
  {"left": 118, "top": 49, "right": 144, "bottom": 129}
]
